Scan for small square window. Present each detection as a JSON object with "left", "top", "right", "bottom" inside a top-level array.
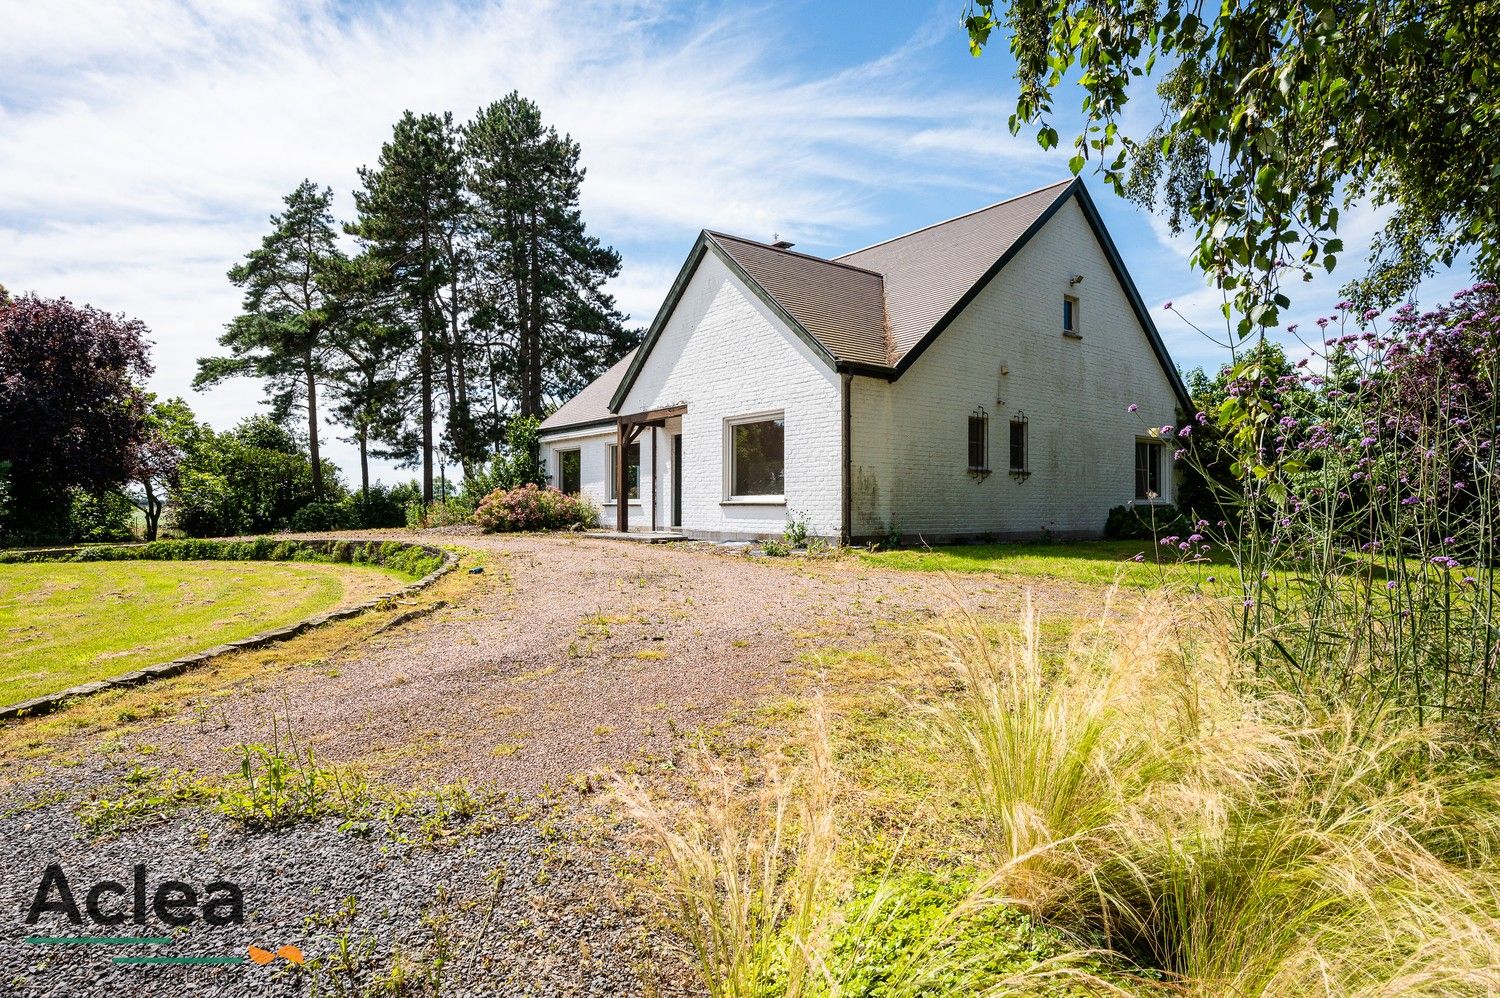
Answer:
[{"left": 1063, "top": 295, "right": 1080, "bottom": 336}]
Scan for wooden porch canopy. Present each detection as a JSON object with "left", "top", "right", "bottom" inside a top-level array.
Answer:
[{"left": 615, "top": 405, "right": 686, "bottom": 533}]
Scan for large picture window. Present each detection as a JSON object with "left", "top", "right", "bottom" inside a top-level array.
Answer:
[
  {"left": 607, "top": 442, "right": 640, "bottom": 501},
  {"left": 557, "top": 449, "right": 581, "bottom": 495},
  {"left": 1135, "top": 440, "right": 1162, "bottom": 500},
  {"left": 729, "top": 415, "right": 785, "bottom": 498}
]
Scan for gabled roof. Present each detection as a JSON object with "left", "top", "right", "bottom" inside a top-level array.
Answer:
[
  {"left": 707, "top": 233, "right": 891, "bottom": 367},
  {"left": 594, "top": 176, "right": 1191, "bottom": 419},
  {"left": 836, "top": 178, "right": 1074, "bottom": 361},
  {"left": 538, "top": 348, "right": 636, "bottom": 433}
]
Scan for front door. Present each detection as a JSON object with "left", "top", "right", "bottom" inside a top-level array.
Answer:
[{"left": 671, "top": 433, "right": 683, "bottom": 528}]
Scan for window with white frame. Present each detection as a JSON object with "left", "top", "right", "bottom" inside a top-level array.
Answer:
[
  {"left": 1063, "top": 294, "right": 1080, "bottom": 336},
  {"left": 557, "top": 449, "right": 581, "bottom": 494},
  {"left": 1135, "top": 440, "right": 1163, "bottom": 500},
  {"left": 727, "top": 414, "right": 785, "bottom": 498},
  {"left": 607, "top": 442, "right": 640, "bottom": 501}
]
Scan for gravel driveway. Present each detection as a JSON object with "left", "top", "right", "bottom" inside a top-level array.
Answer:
[{"left": 0, "top": 533, "right": 1099, "bottom": 996}]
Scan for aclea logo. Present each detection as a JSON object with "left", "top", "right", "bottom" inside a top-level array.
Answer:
[{"left": 25, "top": 864, "right": 244, "bottom": 927}]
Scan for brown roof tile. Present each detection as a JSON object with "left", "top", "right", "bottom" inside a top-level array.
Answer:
[
  {"left": 836, "top": 179, "right": 1075, "bottom": 360},
  {"left": 539, "top": 349, "right": 636, "bottom": 432},
  {"left": 707, "top": 232, "right": 891, "bottom": 367}
]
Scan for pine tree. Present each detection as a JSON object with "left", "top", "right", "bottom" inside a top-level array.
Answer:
[
  {"left": 323, "top": 254, "right": 415, "bottom": 495},
  {"left": 348, "top": 112, "right": 464, "bottom": 504},
  {"left": 464, "top": 93, "right": 632, "bottom": 422},
  {"left": 196, "top": 180, "right": 344, "bottom": 495}
]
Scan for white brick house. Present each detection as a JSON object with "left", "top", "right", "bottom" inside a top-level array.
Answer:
[{"left": 538, "top": 178, "right": 1190, "bottom": 542}]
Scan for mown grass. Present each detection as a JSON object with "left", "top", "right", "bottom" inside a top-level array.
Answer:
[
  {"left": 857, "top": 540, "right": 1231, "bottom": 588},
  {"left": 0, "top": 546, "right": 486, "bottom": 779},
  {"left": 0, "top": 559, "right": 406, "bottom": 706}
]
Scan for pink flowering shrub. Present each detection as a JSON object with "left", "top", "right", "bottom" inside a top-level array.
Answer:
[{"left": 472, "top": 484, "right": 598, "bottom": 533}]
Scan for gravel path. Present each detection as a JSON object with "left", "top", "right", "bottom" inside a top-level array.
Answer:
[{"left": 0, "top": 533, "right": 1103, "bottom": 996}]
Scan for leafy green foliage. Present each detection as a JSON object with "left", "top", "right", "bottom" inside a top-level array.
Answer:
[
  {"left": 461, "top": 414, "right": 546, "bottom": 500},
  {"left": 1102, "top": 502, "right": 1186, "bottom": 541},
  {"left": 0, "top": 536, "right": 445, "bottom": 580},
  {"left": 196, "top": 180, "right": 347, "bottom": 494},
  {"left": 828, "top": 870, "right": 1071, "bottom": 998},
  {"left": 966, "top": 0, "right": 1500, "bottom": 325},
  {"left": 170, "top": 415, "right": 341, "bottom": 537}
]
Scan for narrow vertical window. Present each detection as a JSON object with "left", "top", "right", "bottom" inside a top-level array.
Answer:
[
  {"left": 1009, "top": 416, "right": 1028, "bottom": 474},
  {"left": 1135, "top": 440, "right": 1162, "bottom": 499},
  {"left": 1063, "top": 294, "right": 1080, "bottom": 336},
  {"left": 608, "top": 442, "right": 640, "bottom": 501},
  {"left": 967, "top": 406, "right": 989, "bottom": 472},
  {"left": 558, "top": 449, "right": 581, "bottom": 494}
]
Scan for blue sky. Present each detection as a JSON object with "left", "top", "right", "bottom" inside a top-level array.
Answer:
[{"left": 0, "top": 0, "right": 1472, "bottom": 485}]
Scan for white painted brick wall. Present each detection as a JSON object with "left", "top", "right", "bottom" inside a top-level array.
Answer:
[
  {"left": 546, "top": 253, "right": 842, "bottom": 540},
  {"left": 850, "top": 197, "right": 1180, "bottom": 540}
]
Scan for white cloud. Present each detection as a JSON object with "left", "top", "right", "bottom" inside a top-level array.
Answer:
[{"left": 0, "top": 0, "right": 1000, "bottom": 483}]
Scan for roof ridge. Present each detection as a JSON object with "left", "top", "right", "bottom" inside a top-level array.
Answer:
[
  {"left": 704, "top": 231, "right": 888, "bottom": 279},
  {"left": 834, "top": 177, "right": 1076, "bottom": 260}
]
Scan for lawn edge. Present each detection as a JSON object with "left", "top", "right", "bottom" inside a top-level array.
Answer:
[{"left": 0, "top": 540, "right": 459, "bottom": 722}]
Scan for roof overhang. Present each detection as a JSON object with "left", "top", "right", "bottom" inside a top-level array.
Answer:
[{"left": 608, "top": 233, "right": 841, "bottom": 413}]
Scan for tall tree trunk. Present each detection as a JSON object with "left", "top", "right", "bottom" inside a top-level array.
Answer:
[
  {"left": 449, "top": 269, "right": 473, "bottom": 477},
  {"left": 305, "top": 352, "right": 322, "bottom": 496},
  {"left": 525, "top": 211, "right": 544, "bottom": 417},
  {"left": 143, "top": 480, "right": 159, "bottom": 542},
  {"left": 358, "top": 425, "right": 370, "bottom": 496},
  {"left": 486, "top": 341, "right": 503, "bottom": 456},
  {"left": 420, "top": 231, "right": 434, "bottom": 505},
  {"left": 420, "top": 321, "right": 433, "bottom": 504}
]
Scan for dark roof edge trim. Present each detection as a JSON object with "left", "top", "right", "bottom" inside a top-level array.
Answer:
[
  {"left": 538, "top": 416, "right": 619, "bottom": 437},
  {"left": 835, "top": 359, "right": 897, "bottom": 380},
  {"left": 609, "top": 232, "right": 839, "bottom": 412},
  {"left": 1070, "top": 183, "right": 1194, "bottom": 413},
  {"left": 889, "top": 178, "right": 1078, "bottom": 377},
  {"left": 887, "top": 178, "right": 1194, "bottom": 414}
]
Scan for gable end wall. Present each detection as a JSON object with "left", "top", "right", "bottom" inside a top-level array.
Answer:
[{"left": 849, "top": 196, "right": 1181, "bottom": 540}]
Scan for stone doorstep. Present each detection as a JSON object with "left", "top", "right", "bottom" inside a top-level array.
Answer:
[{"left": 0, "top": 544, "right": 460, "bottom": 723}]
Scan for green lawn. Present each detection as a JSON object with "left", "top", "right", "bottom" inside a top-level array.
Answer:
[
  {"left": 0, "top": 560, "right": 406, "bottom": 706},
  {"left": 857, "top": 539, "right": 1231, "bottom": 588}
]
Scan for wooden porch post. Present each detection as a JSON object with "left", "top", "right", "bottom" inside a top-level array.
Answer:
[{"left": 616, "top": 419, "right": 628, "bottom": 533}]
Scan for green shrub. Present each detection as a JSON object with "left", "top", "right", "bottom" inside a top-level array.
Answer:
[
  {"left": 1103, "top": 502, "right": 1187, "bottom": 541},
  {"left": 338, "top": 485, "right": 407, "bottom": 529},
  {"left": 289, "top": 499, "right": 347, "bottom": 532},
  {"left": 472, "top": 484, "right": 598, "bottom": 532},
  {"left": 0, "top": 536, "right": 446, "bottom": 578},
  {"left": 68, "top": 488, "right": 136, "bottom": 543}
]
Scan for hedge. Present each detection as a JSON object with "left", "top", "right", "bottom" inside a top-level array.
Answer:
[{"left": 0, "top": 537, "right": 447, "bottom": 580}]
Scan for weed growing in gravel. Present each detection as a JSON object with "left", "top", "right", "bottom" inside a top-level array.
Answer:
[
  {"left": 216, "top": 717, "right": 378, "bottom": 832},
  {"left": 77, "top": 764, "right": 213, "bottom": 836}
]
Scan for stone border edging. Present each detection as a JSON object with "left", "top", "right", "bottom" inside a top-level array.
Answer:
[{"left": 0, "top": 539, "right": 459, "bottom": 722}]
